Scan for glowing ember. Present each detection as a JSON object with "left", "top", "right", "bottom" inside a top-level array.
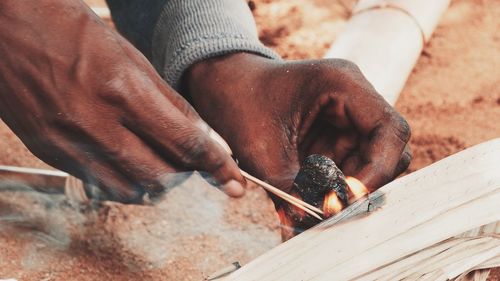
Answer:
[
  {"left": 277, "top": 207, "right": 289, "bottom": 225},
  {"left": 323, "top": 191, "right": 343, "bottom": 217},
  {"left": 288, "top": 191, "right": 306, "bottom": 219},
  {"left": 345, "top": 177, "right": 369, "bottom": 201},
  {"left": 323, "top": 177, "right": 368, "bottom": 217}
]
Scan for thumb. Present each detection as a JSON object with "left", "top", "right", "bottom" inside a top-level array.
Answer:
[{"left": 193, "top": 121, "right": 246, "bottom": 197}]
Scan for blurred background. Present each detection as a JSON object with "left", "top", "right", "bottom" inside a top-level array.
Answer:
[{"left": 0, "top": 0, "right": 498, "bottom": 280}]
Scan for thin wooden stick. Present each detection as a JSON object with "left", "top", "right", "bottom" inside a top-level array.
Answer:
[
  {"left": 240, "top": 170, "right": 324, "bottom": 220},
  {"left": 240, "top": 170, "right": 323, "bottom": 215},
  {"left": 0, "top": 164, "right": 324, "bottom": 221},
  {"left": 0, "top": 165, "right": 68, "bottom": 177},
  {"left": 279, "top": 195, "right": 323, "bottom": 221},
  {"left": 205, "top": 128, "right": 324, "bottom": 218},
  {"left": 240, "top": 170, "right": 324, "bottom": 214}
]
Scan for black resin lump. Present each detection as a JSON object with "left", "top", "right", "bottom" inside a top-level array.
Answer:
[
  {"left": 280, "top": 154, "right": 349, "bottom": 238},
  {"left": 293, "top": 154, "right": 349, "bottom": 208}
]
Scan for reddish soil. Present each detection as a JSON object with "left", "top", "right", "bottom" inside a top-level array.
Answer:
[{"left": 0, "top": 0, "right": 499, "bottom": 280}]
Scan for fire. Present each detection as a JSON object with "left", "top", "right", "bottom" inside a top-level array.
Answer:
[
  {"left": 323, "top": 191, "right": 343, "bottom": 217},
  {"left": 277, "top": 207, "right": 296, "bottom": 241},
  {"left": 345, "top": 176, "right": 369, "bottom": 201},
  {"left": 323, "top": 177, "right": 368, "bottom": 217},
  {"left": 289, "top": 191, "right": 306, "bottom": 218},
  {"left": 277, "top": 207, "right": 289, "bottom": 226}
]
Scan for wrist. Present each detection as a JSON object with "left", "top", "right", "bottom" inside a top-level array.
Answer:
[{"left": 182, "top": 52, "right": 271, "bottom": 103}]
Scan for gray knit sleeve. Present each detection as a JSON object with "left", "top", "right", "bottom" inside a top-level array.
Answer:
[{"left": 151, "top": 0, "right": 281, "bottom": 90}]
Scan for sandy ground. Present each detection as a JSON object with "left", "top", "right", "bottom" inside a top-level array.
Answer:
[{"left": 0, "top": 0, "right": 499, "bottom": 280}]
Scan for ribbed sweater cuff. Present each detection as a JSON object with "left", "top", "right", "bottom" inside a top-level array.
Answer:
[{"left": 151, "top": 0, "right": 281, "bottom": 90}]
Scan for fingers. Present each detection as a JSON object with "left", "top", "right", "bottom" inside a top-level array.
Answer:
[
  {"left": 319, "top": 83, "right": 411, "bottom": 191},
  {"left": 395, "top": 144, "right": 412, "bottom": 176},
  {"left": 84, "top": 160, "right": 145, "bottom": 203},
  {"left": 47, "top": 122, "right": 239, "bottom": 201},
  {"left": 32, "top": 132, "right": 146, "bottom": 203},
  {"left": 89, "top": 130, "right": 181, "bottom": 198},
  {"left": 298, "top": 59, "right": 412, "bottom": 192},
  {"left": 124, "top": 94, "right": 245, "bottom": 197},
  {"left": 351, "top": 113, "right": 411, "bottom": 191},
  {"left": 334, "top": 84, "right": 411, "bottom": 191},
  {"left": 330, "top": 130, "right": 358, "bottom": 164}
]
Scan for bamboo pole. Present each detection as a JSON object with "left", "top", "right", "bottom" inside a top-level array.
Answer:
[{"left": 324, "top": 0, "right": 451, "bottom": 105}]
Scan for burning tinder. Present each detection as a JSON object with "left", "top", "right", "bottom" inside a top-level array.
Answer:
[
  {"left": 346, "top": 176, "right": 369, "bottom": 202},
  {"left": 322, "top": 176, "right": 369, "bottom": 217},
  {"left": 323, "top": 191, "right": 343, "bottom": 217},
  {"left": 279, "top": 154, "right": 370, "bottom": 237}
]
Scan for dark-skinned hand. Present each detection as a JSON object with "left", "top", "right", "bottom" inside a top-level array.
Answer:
[
  {"left": 0, "top": 0, "right": 245, "bottom": 203},
  {"left": 185, "top": 53, "right": 412, "bottom": 213}
]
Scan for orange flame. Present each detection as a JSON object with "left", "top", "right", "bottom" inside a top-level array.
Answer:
[
  {"left": 323, "top": 191, "right": 343, "bottom": 217},
  {"left": 345, "top": 176, "right": 369, "bottom": 202},
  {"left": 277, "top": 207, "right": 289, "bottom": 226},
  {"left": 277, "top": 207, "right": 296, "bottom": 241},
  {"left": 323, "top": 177, "right": 368, "bottom": 217},
  {"left": 289, "top": 191, "right": 306, "bottom": 219}
]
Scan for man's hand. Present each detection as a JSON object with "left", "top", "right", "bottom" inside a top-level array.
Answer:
[
  {"left": 0, "top": 0, "right": 245, "bottom": 202},
  {"left": 185, "top": 53, "right": 411, "bottom": 195}
]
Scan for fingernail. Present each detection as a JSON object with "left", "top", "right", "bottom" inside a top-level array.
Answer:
[
  {"left": 223, "top": 180, "right": 245, "bottom": 197},
  {"left": 194, "top": 121, "right": 233, "bottom": 155},
  {"left": 208, "top": 128, "right": 233, "bottom": 155}
]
